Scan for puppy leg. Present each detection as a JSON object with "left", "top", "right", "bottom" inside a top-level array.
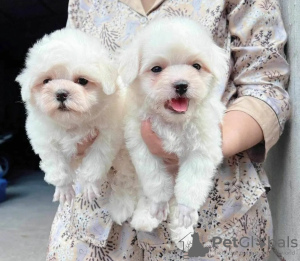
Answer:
[
  {"left": 40, "top": 150, "right": 75, "bottom": 205},
  {"left": 81, "top": 180, "right": 102, "bottom": 203},
  {"left": 53, "top": 184, "right": 75, "bottom": 205},
  {"left": 168, "top": 198, "right": 194, "bottom": 251},
  {"left": 126, "top": 120, "right": 173, "bottom": 220},
  {"left": 77, "top": 132, "right": 118, "bottom": 203},
  {"left": 108, "top": 188, "right": 136, "bottom": 225},
  {"left": 130, "top": 196, "right": 161, "bottom": 232},
  {"left": 174, "top": 152, "right": 220, "bottom": 229},
  {"left": 107, "top": 148, "right": 138, "bottom": 224}
]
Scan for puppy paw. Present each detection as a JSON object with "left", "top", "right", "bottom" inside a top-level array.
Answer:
[
  {"left": 174, "top": 204, "right": 198, "bottom": 228},
  {"left": 82, "top": 181, "right": 101, "bottom": 203},
  {"left": 53, "top": 184, "right": 75, "bottom": 205},
  {"left": 130, "top": 209, "right": 160, "bottom": 232},
  {"left": 169, "top": 225, "right": 194, "bottom": 251},
  {"left": 108, "top": 192, "right": 136, "bottom": 225},
  {"left": 150, "top": 201, "right": 169, "bottom": 221}
]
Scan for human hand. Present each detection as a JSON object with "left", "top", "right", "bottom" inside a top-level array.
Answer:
[
  {"left": 141, "top": 110, "right": 264, "bottom": 170},
  {"left": 77, "top": 128, "right": 99, "bottom": 156},
  {"left": 141, "top": 120, "right": 179, "bottom": 175}
]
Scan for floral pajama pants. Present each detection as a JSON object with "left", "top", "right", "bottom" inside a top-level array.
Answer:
[{"left": 46, "top": 193, "right": 272, "bottom": 261}]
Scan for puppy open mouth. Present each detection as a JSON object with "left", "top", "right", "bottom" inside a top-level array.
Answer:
[
  {"left": 164, "top": 98, "right": 189, "bottom": 114},
  {"left": 58, "top": 104, "right": 70, "bottom": 112}
]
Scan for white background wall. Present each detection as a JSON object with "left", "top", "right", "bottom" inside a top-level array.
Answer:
[{"left": 265, "top": 1, "right": 300, "bottom": 260}]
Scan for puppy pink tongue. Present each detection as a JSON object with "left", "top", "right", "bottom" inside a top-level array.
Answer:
[{"left": 170, "top": 98, "right": 189, "bottom": 112}]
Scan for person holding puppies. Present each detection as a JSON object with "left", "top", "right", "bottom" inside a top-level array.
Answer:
[{"left": 47, "top": 0, "right": 290, "bottom": 260}]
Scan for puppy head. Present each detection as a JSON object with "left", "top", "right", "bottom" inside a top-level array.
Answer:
[
  {"left": 16, "top": 28, "right": 117, "bottom": 125},
  {"left": 119, "top": 17, "right": 228, "bottom": 122}
]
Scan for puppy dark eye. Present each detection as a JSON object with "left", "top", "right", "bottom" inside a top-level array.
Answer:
[
  {"left": 43, "top": 78, "right": 51, "bottom": 84},
  {"left": 77, "top": 78, "right": 89, "bottom": 86},
  {"left": 151, "top": 66, "right": 163, "bottom": 73},
  {"left": 192, "top": 63, "right": 201, "bottom": 70}
]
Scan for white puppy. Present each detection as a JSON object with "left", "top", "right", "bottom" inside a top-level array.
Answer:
[
  {"left": 16, "top": 28, "right": 122, "bottom": 204},
  {"left": 118, "top": 17, "right": 228, "bottom": 249}
]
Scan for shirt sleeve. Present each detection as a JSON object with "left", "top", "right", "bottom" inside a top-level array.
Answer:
[
  {"left": 226, "top": 0, "right": 291, "bottom": 161},
  {"left": 66, "top": 0, "right": 90, "bottom": 28}
]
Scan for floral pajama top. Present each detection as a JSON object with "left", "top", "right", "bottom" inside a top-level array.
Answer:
[{"left": 47, "top": 0, "right": 290, "bottom": 260}]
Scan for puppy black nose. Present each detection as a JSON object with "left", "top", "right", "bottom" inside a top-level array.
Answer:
[
  {"left": 174, "top": 80, "right": 188, "bottom": 96},
  {"left": 56, "top": 90, "right": 69, "bottom": 103}
]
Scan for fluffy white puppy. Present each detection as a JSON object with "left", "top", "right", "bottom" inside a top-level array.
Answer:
[
  {"left": 16, "top": 28, "right": 122, "bottom": 204},
  {"left": 118, "top": 17, "right": 228, "bottom": 248}
]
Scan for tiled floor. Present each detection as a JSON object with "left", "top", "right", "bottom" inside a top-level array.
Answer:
[{"left": 0, "top": 170, "right": 58, "bottom": 261}]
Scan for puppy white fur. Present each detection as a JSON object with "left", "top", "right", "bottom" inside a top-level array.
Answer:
[
  {"left": 117, "top": 17, "right": 228, "bottom": 249},
  {"left": 16, "top": 28, "right": 122, "bottom": 204}
]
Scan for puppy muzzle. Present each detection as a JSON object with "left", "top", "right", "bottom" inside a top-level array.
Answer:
[
  {"left": 56, "top": 90, "right": 69, "bottom": 111},
  {"left": 56, "top": 90, "right": 69, "bottom": 102},
  {"left": 173, "top": 80, "right": 188, "bottom": 96}
]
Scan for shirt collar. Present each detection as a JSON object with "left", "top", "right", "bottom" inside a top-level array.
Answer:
[{"left": 119, "top": 0, "right": 165, "bottom": 16}]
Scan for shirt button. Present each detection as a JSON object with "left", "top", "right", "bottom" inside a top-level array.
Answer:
[{"left": 140, "top": 17, "right": 148, "bottom": 24}]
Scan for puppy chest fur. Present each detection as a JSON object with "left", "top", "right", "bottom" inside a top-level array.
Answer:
[{"left": 149, "top": 112, "right": 222, "bottom": 159}]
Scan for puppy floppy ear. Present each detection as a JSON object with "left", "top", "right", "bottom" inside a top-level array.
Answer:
[
  {"left": 16, "top": 69, "right": 33, "bottom": 103},
  {"left": 207, "top": 45, "right": 229, "bottom": 96},
  {"left": 118, "top": 40, "right": 140, "bottom": 87},
  {"left": 97, "top": 61, "right": 118, "bottom": 95}
]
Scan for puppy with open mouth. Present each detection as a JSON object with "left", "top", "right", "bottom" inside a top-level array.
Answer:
[
  {"left": 16, "top": 28, "right": 123, "bottom": 204},
  {"left": 118, "top": 17, "right": 228, "bottom": 249}
]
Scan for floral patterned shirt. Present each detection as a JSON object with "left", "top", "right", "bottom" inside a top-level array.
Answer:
[
  {"left": 64, "top": 0, "right": 290, "bottom": 248},
  {"left": 67, "top": 0, "right": 290, "bottom": 159}
]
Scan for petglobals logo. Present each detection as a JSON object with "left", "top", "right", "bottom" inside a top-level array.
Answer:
[
  {"left": 211, "top": 236, "right": 298, "bottom": 249},
  {"left": 269, "top": 237, "right": 298, "bottom": 249},
  {"left": 211, "top": 235, "right": 299, "bottom": 258},
  {"left": 179, "top": 231, "right": 299, "bottom": 259},
  {"left": 212, "top": 236, "right": 267, "bottom": 248}
]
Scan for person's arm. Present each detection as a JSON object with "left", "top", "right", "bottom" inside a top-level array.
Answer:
[
  {"left": 140, "top": 111, "right": 263, "bottom": 160},
  {"left": 225, "top": 0, "right": 290, "bottom": 161},
  {"left": 220, "top": 111, "right": 263, "bottom": 158},
  {"left": 76, "top": 109, "right": 263, "bottom": 168}
]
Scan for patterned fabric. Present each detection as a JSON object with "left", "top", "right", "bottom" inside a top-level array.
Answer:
[
  {"left": 47, "top": 0, "right": 290, "bottom": 260},
  {"left": 47, "top": 191, "right": 272, "bottom": 260},
  {"left": 67, "top": 0, "right": 290, "bottom": 156}
]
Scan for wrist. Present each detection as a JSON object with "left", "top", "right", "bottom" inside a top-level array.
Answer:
[{"left": 221, "top": 111, "right": 263, "bottom": 158}]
